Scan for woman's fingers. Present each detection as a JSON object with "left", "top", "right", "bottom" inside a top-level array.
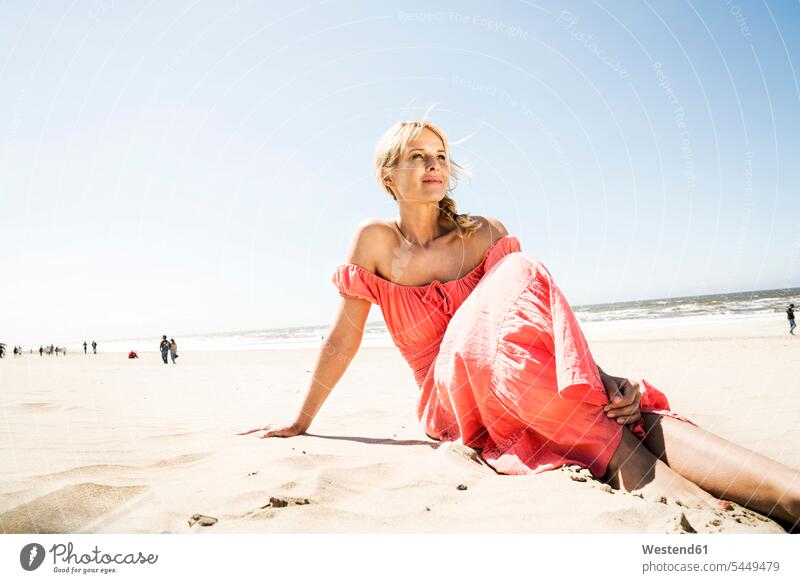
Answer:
[
  {"left": 260, "top": 426, "right": 281, "bottom": 439},
  {"left": 604, "top": 384, "right": 631, "bottom": 412},
  {"left": 618, "top": 379, "right": 640, "bottom": 403},
  {"left": 614, "top": 380, "right": 640, "bottom": 405},
  {"left": 259, "top": 425, "right": 294, "bottom": 439},
  {"left": 609, "top": 401, "right": 638, "bottom": 416},
  {"left": 606, "top": 381, "right": 642, "bottom": 418},
  {"left": 236, "top": 426, "right": 268, "bottom": 436},
  {"left": 609, "top": 396, "right": 642, "bottom": 425},
  {"left": 602, "top": 377, "right": 638, "bottom": 406},
  {"left": 239, "top": 423, "right": 301, "bottom": 439},
  {"left": 609, "top": 395, "right": 641, "bottom": 416},
  {"left": 616, "top": 412, "right": 642, "bottom": 425}
]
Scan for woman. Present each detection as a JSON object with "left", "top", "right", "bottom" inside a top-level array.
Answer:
[
  {"left": 169, "top": 338, "right": 178, "bottom": 364},
  {"left": 240, "top": 120, "right": 799, "bottom": 529}
]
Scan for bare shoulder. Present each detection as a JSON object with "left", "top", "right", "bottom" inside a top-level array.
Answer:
[
  {"left": 344, "top": 218, "right": 395, "bottom": 271},
  {"left": 471, "top": 215, "right": 509, "bottom": 242}
]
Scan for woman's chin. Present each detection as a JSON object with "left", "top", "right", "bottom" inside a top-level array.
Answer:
[{"left": 401, "top": 190, "right": 446, "bottom": 203}]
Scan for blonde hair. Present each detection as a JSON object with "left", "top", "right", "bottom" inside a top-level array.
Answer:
[{"left": 375, "top": 120, "right": 481, "bottom": 237}]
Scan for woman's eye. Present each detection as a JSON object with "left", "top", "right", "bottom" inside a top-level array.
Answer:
[{"left": 410, "top": 153, "right": 446, "bottom": 162}]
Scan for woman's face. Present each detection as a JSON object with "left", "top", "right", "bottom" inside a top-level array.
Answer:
[{"left": 385, "top": 127, "right": 449, "bottom": 203}]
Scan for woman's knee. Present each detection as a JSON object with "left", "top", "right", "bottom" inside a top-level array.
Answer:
[
  {"left": 476, "top": 253, "right": 547, "bottom": 301},
  {"left": 493, "top": 252, "right": 542, "bottom": 278}
]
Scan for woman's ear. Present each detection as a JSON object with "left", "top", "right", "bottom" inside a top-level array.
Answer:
[{"left": 381, "top": 168, "right": 396, "bottom": 199}]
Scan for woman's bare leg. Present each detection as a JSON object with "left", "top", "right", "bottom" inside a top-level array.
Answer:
[
  {"left": 639, "top": 413, "right": 800, "bottom": 528},
  {"left": 603, "top": 425, "right": 720, "bottom": 510}
]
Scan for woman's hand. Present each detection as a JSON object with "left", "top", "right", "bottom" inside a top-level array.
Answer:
[
  {"left": 599, "top": 369, "right": 642, "bottom": 426},
  {"left": 237, "top": 422, "right": 306, "bottom": 439}
]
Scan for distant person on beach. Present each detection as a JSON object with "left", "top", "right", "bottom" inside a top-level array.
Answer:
[
  {"left": 240, "top": 119, "right": 800, "bottom": 530},
  {"left": 92, "top": 340, "right": 97, "bottom": 354},
  {"left": 788, "top": 304, "right": 796, "bottom": 335},
  {"left": 128, "top": 350, "right": 139, "bottom": 359},
  {"left": 159, "top": 335, "right": 170, "bottom": 364},
  {"left": 83, "top": 341, "right": 88, "bottom": 354},
  {"left": 169, "top": 338, "right": 178, "bottom": 364},
  {"left": 38, "top": 346, "right": 43, "bottom": 357}
]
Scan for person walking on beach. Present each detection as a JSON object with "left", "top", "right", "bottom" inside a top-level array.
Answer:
[
  {"left": 788, "top": 304, "right": 796, "bottom": 335},
  {"left": 91, "top": 340, "right": 97, "bottom": 354},
  {"left": 168, "top": 338, "right": 178, "bottom": 364},
  {"left": 159, "top": 335, "right": 170, "bottom": 364},
  {"left": 240, "top": 119, "right": 800, "bottom": 530},
  {"left": 38, "top": 346, "right": 43, "bottom": 357},
  {"left": 83, "top": 341, "right": 88, "bottom": 354}
]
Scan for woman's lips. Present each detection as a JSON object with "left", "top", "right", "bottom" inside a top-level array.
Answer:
[{"left": 423, "top": 179, "right": 442, "bottom": 184}]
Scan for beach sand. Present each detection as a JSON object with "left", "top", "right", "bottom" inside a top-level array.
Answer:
[{"left": 1, "top": 316, "right": 797, "bottom": 534}]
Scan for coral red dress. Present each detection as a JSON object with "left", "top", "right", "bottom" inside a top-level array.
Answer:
[{"left": 331, "top": 235, "right": 691, "bottom": 477}]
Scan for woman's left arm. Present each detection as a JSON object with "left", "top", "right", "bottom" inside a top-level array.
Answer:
[{"left": 598, "top": 367, "right": 642, "bottom": 425}]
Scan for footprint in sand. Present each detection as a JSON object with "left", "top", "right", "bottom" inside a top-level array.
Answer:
[
  {"left": 188, "top": 514, "right": 218, "bottom": 527},
  {"left": 673, "top": 512, "right": 697, "bottom": 533},
  {"left": 260, "top": 496, "right": 311, "bottom": 509},
  {"left": 560, "top": 465, "right": 615, "bottom": 493},
  {"left": 698, "top": 502, "right": 781, "bottom": 533}
]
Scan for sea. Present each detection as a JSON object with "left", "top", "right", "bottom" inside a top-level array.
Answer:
[{"left": 90, "top": 287, "right": 798, "bottom": 353}]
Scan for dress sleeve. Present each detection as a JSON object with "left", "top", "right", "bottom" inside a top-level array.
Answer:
[
  {"left": 331, "top": 265, "right": 381, "bottom": 305},
  {"left": 484, "top": 235, "right": 522, "bottom": 271}
]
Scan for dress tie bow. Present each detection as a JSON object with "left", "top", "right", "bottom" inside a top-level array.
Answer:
[{"left": 424, "top": 280, "right": 454, "bottom": 315}]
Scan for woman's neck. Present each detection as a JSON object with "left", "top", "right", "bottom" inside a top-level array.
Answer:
[{"left": 396, "top": 203, "right": 450, "bottom": 247}]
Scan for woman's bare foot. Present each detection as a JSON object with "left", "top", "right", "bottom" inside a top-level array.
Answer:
[{"left": 604, "top": 426, "right": 722, "bottom": 510}]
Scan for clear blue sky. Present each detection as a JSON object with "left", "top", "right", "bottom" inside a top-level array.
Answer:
[{"left": 1, "top": 0, "right": 798, "bottom": 345}]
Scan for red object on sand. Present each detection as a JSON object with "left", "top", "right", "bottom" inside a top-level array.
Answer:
[
  {"left": 332, "top": 235, "right": 692, "bottom": 478},
  {"left": 128, "top": 351, "right": 138, "bottom": 359}
]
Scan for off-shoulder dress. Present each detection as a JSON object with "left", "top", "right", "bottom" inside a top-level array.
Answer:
[{"left": 332, "top": 235, "right": 691, "bottom": 477}]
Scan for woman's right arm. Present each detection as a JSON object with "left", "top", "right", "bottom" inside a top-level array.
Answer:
[
  {"left": 238, "top": 221, "right": 385, "bottom": 439},
  {"left": 237, "top": 295, "right": 371, "bottom": 439},
  {"left": 292, "top": 296, "right": 371, "bottom": 433}
]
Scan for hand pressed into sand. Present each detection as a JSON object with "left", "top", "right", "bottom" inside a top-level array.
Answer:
[{"left": 237, "top": 420, "right": 308, "bottom": 439}]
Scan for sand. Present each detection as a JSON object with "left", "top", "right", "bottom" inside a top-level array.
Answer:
[{"left": 0, "top": 315, "right": 797, "bottom": 534}]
